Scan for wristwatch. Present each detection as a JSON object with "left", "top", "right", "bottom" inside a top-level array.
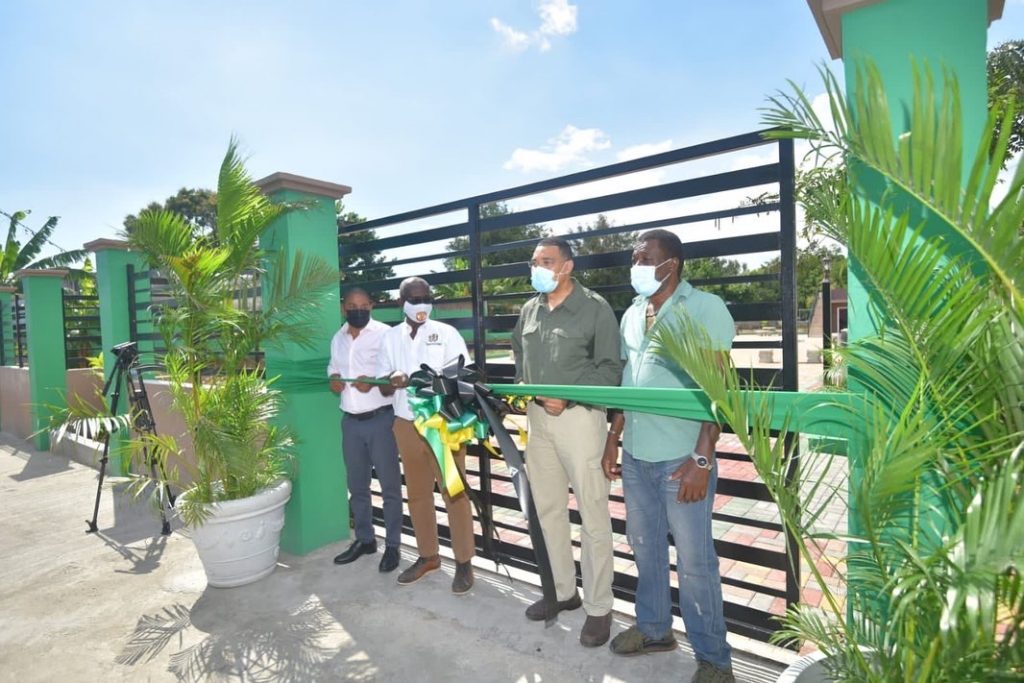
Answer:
[{"left": 693, "top": 453, "right": 713, "bottom": 470}]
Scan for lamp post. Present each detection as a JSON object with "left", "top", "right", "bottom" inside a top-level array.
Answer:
[{"left": 822, "top": 254, "right": 832, "bottom": 369}]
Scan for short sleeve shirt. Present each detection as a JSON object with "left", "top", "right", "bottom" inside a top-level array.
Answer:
[
  {"left": 377, "top": 318, "right": 470, "bottom": 420},
  {"left": 620, "top": 280, "right": 735, "bottom": 462}
]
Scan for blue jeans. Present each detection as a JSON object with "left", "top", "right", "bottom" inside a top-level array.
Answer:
[{"left": 622, "top": 450, "right": 731, "bottom": 669}]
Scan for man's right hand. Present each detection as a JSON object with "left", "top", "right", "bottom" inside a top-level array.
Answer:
[
  {"left": 389, "top": 372, "right": 410, "bottom": 389},
  {"left": 601, "top": 435, "right": 621, "bottom": 481},
  {"left": 329, "top": 376, "right": 345, "bottom": 394}
]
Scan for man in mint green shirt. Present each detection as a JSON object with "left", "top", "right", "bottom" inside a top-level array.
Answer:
[{"left": 601, "top": 229, "right": 736, "bottom": 683}]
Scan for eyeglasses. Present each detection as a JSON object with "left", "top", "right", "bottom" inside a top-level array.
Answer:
[{"left": 406, "top": 296, "right": 433, "bottom": 305}]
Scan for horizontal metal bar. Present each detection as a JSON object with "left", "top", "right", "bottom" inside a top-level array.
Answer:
[
  {"left": 354, "top": 268, "right": 472, "bottom": 292},
  {"left": 480, "top": 165, "right": 780, "bottom": 234},
  {"left": 346, "top": 130, "right": 778, "bottom": 234},
  {"left": 712, "top": 512, "right": 782, "bottom": 532},
  {"left": 341, "top": 221, "right": 468, "bottom": 255},
  {"left": 728, "top": 302, "right": 783, "bottom": 321}
]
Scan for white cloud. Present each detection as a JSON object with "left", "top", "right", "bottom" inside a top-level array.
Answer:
[
  {"left": 491, "top": 0, "right": 578, "bottom": 53},
  {"left": 490, "top": 18, "right": 530, "bottom": 52},
  {"left": 538, "top": 0, "right": 578, "bottom": 36},
  {"left": 616, "top": 140, "right": 673, "bottom": 162},
  {"left": 504, "top": 125, "right": 611, "bottom": 172}
]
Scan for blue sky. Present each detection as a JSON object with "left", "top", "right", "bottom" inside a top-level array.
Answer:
[{"left": 2, "top": 1, "right": 1023, "bottom": 261}]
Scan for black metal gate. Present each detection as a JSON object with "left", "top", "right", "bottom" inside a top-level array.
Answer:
[{"left": 345, "top": 130, "right": 798, "bottom": 643}]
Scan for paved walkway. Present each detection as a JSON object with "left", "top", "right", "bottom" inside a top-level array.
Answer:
[{"left": 0, "top": 434, "right": 786, "bottom": 682}]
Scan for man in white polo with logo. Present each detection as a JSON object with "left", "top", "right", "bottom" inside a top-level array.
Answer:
[{"left": 378, "top": 277, "right": 476, "bottom": 595}]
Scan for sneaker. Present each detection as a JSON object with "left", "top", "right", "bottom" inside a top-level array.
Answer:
[
  {"left": 396, "top": 555, "right": 441, "bottom": 585},
  {"left": 609, "top": 625, "right": 678, "bottom": 656},
  {"left": 579, "top": 613, "right": 612, "bottom": 647},
  {"left": 691, "top": 660, "right": 735, "bottom": 683},
  {"left": 451, "top": 560, "right": 474, "bottom": 595},
  {"left": 524, "top": 591, "right": 583, "bottom": 621}
]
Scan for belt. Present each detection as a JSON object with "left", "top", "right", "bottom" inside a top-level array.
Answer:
[
  {"left": 345, "top": 405, "right": 393, "bottom": 421},
  {"left": 532, "top": 398, "right": 579, "bottom": 410}
]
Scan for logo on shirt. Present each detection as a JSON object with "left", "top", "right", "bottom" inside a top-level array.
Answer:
[{"left": 428, "top": 333, "right": 439, "bottom": 343}]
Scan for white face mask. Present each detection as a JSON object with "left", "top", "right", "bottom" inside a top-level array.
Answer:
[
  {"left": 530, "top": 266, "right": 559, "bottom": 294},
  {"left": 403, "top": 301, "right": 433, "bottom": 324},
  {"left": 630, "top": 258, "right": 673, "bottom": 297}
]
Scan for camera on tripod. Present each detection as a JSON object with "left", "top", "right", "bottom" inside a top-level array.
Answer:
[{"left": 87, "top": 340, "right": 173, "bottom": 535}]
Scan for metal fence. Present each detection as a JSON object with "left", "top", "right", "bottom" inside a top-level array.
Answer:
[
  {"left": 127, "top": 266, "right": 264, "bottom": 368},
  {"left": 341, "top": 129, "right": 799, "bottom": 643},
  {"left": 10, "top": 294, "right": 27, "bottom": 367},
  {"left": 63, "top": 292, "right": 102, "bottom": 369}
]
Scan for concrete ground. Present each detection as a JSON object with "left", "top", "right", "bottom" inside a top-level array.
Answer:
[{"left": 0, "top": 434, "right": 786, "bottom": 683}]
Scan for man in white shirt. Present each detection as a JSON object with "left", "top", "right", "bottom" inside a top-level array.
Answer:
[
  {"left": 378, "top": 277, "right": 476, "bottom": 594},
  {"left": 328, "top": 287, "right": 402, "bottom": 573}
]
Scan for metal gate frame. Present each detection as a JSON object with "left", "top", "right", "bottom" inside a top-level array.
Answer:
[{"left": 351, "top": 130, "right": 799, "bottom": 643}]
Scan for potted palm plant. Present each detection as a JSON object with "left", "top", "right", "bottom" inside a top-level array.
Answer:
[
  {"left": 125, "top": 139, "right": 337, "bottom": 587},
  {"left": 655, "top": 65, "right": 1023, "bottom": 681}
]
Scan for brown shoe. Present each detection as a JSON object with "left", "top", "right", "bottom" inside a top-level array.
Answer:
[
  {"left": 452, "top": 560, "right": 474, "bottom": 595},
  {"left": 396, "top": 555, "right": 440, "bottom": 585},
  {"left": 580, "top": 613, "right": 612, "bottom": 647},
  {"left": 524, "top": 591, "right": 583, "bottom": 621}
]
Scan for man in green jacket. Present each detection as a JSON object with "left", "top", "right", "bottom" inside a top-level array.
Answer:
[{"left": 511, "top": 237, "right": 622, "bottom": 647}]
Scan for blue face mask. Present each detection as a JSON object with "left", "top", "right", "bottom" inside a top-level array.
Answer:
[{"left": 531, "top": 266, "right": 558, "bottom": 294}]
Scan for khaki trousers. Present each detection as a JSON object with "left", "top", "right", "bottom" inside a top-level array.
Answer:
[
  {"left": 526, "top": 403, "right": 613, "bottom": 616},
  {"left": 392, "top": 417, "right": 476, "bottom": 563}
]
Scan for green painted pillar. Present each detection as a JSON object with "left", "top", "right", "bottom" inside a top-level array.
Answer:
[
  {"left": 255, "top": 172, "right": 351, "bottom": 555},
  {"left": 84, "top": 238, "right": 144, "bottom": 474},
  {"left": 809, "top": 0, "right": 1003, "bottom": 342},
  {"left": 0, "top": 286, "right": 14, "bottom": 367},
  {"left": 16, "top": 269, "right": 69, "bottom": 450},
  {"left": 807, "top": 0, "right": 1007, "bottom": 616}
]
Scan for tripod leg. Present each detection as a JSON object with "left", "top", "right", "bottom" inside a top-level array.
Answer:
[
  {"left": 147, "top": 451, "right": 172, "bottom": 536},
  {"left": 87, "top": 369, "right": 122, "bottom": 533}
]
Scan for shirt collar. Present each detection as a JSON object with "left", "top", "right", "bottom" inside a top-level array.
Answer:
[
  {"left": 632, "top": 279, "right": 693, "bottom": 308},
  {"left": 543, "top": 279, "right": 584, "bottom": 313}
]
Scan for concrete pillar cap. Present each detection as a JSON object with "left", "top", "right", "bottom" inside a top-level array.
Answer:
[
  {"left": 807, "top": 0, "right": 1005, "bottom": 59},
  {"left": 255, "top": 172, "right": 352, "bottom": 200},
  {"left": 83, "top": 238, "right": 131, "bottom": 252},
  {"left": 15, "top": 269, "right": 69, "bottom": 280}
]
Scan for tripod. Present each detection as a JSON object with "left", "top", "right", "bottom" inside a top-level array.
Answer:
[{"left": 86, "top": 341, "right": 175, "bottom": 536}]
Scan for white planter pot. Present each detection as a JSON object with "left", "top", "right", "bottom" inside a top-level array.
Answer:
[
  {"left": 777, "top": 651, "right": 831, "bottom": 682},
  {"left": 181, "top": 479, "right": 292, "bottom": 588}
]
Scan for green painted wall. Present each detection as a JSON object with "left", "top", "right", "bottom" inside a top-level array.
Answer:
[
  {"left": 260, "top": 188, "right": 347, "bottom": 555},
  {"left": 20, "top": 274, "right": 68, "bottom": 450}
]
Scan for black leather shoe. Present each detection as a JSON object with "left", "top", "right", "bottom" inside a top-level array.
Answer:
[
  {"left": 333, "top": 540, "right": 377, "bottom": 565},
  {"left": 378, "top": 546, "right": 400, "bottom": 573}
]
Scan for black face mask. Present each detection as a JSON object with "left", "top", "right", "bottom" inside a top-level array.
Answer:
[{"left": 345, "top": 309, "right": 371, "bottom": 329}]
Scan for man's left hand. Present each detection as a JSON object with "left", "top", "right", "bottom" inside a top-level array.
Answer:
[
  {"left": 353, "top": 375, "right": 373, "bottom": 393},
  {"left": 669, "top": 459, "right": 711, "bottom": 503}
]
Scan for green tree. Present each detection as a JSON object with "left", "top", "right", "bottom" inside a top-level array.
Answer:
[
  {"left": 124, "top": 188, "right": 217, "bottom": 238},
  {"left": 337, "top": 202, "right": 395, "bottom": 300},
  {"left": 0, "top": 210, "right": 87, "bottom": 287},
  {"left": 436, "top": 202, "right": 548, "bottom": 309},
  {"left": 746, "top": 244, "right": 848, "bottom": 310},
  {"left": 987, "top": 39, "right": 1024, "bottom": 166},
  {"left": 567, "top": 214, "right": 634, "bottom": 310}
]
